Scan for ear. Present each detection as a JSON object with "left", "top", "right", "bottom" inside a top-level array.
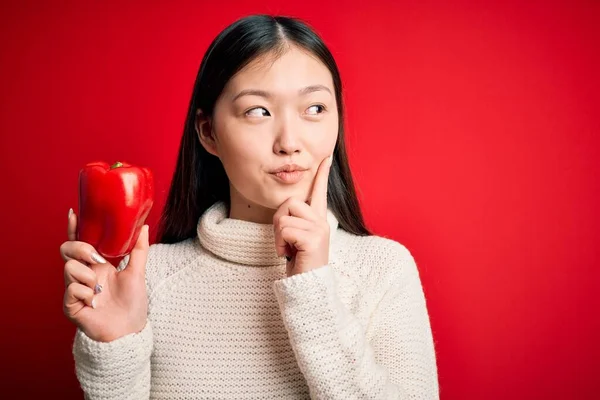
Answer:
[{"left": 195, "top": 109, "right": 219, "bottom": 157}]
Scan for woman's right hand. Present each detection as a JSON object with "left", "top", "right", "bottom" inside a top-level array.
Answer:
[{"left": 60, "top": 209, "right": 150, "bottom": 342}]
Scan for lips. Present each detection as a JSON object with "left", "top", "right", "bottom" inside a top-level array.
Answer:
[
  {"left": 269, "top": 170, "right": 306, "bottom": 184},
  {"left": 270, "top": 163, "right": 307, "bottom": 173}
]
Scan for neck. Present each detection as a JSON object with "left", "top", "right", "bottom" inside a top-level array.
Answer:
[{"left": 228, "top": 184, "right": 276, "bottom": 224}]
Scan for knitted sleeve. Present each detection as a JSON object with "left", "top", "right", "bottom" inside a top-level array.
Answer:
[
  {"left": 71, "top": 251, "right": 154, "bottom": 399},
  {"left": 272, "top": 242, "right": 439, "bottom": 399}
]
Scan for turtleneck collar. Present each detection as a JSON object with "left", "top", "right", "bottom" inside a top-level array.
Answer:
[{"left": 197, "top": 201, "right": 340, "bottom": 267}]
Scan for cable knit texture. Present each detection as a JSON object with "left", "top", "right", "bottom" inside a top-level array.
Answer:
[{"left": 72, "top": 201, "right": 439, "bottom": 399}]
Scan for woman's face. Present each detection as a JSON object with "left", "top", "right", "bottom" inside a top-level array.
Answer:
[{"left": 198, "top": 45, "right": 338, "bottom": 212}]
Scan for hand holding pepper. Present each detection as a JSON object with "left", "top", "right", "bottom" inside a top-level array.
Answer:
[
  {"left": 60, "top": 211, "right": 150, "bottom": 342},
  {"left": 59, "top": 160, "right": 154, "bottom": 342}
]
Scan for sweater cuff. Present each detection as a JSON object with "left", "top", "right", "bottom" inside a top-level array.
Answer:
[
  {"left": 73, "top": 321, "right": 153, "bottom": 374},
  {"left": 272, "top": 264, "right": 335, "bottom": 305},
  {"left": 272, "top": 265, "right": 353, "bottom": 344}
]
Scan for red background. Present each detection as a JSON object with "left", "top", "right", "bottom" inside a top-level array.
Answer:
[{"left": 1, "top": 0, "right": 598, "bottom": 398}]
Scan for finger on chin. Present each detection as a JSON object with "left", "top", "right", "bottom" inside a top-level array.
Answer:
[{"left": 309, "top": 155, "right": 332, "bottom": 218}]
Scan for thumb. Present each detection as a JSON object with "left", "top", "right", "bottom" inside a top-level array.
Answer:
[{"left": 125, "top": 225, "right": 149, "bottom": 275}]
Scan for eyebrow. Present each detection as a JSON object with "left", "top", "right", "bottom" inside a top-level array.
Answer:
[{"left": 232, "top": 84, "right": 332, "bottom": 102}]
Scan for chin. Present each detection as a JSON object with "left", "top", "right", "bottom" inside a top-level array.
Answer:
[{"left": 262, "top": 189, "right": 310, "bottom": 209}]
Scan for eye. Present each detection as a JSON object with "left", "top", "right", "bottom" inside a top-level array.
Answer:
[
  {"left": 246, "top": 107, "right": 271, "bottom": 117},
  {"left": 306, "top": 104, "right": 326, "bottom": 115}
]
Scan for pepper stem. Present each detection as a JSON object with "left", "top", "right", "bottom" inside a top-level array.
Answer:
[{"left": 110, "top": 161, "right": 123, "bottom": 170}]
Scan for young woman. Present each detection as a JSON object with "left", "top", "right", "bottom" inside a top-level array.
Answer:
[{"left": 60, "top": 14, "right": 439, "bottom": 399}]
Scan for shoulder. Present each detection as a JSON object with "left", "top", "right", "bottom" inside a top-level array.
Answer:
[
  {"left": 146, "top": 238, "right": 202, "bottom": 295},
  {"left": 333, "top": 230, "right": 422, "bottom": 289}
]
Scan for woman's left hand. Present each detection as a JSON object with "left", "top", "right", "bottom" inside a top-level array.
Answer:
[{"left": 273, "top": 154, "right": 333, "bottom": 277}]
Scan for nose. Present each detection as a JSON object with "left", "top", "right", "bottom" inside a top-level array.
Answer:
[{"left": 273, "top": 114, "right": 302, "bottom": 155}]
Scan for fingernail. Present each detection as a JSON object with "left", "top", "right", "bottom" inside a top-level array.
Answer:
[
  {"left": 68, "top": 208, "right": 73, "bottom": 219},
  {"left": 91, "top": 252, "right": 107, "bottom": 264},
  {"left": 91, "top": 298, "right": 96, "bottom": 309},
  {"left": 94, "top": 283, "right": 103, "bottom": 294}
]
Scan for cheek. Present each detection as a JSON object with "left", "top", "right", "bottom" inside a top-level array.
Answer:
[
  {"left": 218, "top": 124, "right": 265, "bottom": 181},
  {"left": 309, "top": 115, "right": 339, "bottom": 156}
]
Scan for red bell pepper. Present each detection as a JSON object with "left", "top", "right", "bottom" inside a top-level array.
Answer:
[{"left": 77, "top": 161, "right": 154, "bottom": 259}]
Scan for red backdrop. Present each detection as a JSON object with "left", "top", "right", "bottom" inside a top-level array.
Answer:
[{"left": 1, "top": 0, "right": 598, "bottom": 398}]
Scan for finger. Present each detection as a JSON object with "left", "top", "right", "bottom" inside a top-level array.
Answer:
[
  {"left": 280, "top": 227, "right": 313, "bottom": 253},
  {"left": 274, "top": 216, "right": 313, "bottom": 257},
  {"left": 60, "top": 240, "right": 108, "bottom": 265},
  {"left": 64, "top": 259, "right": 98, "bottom": 290},
  {"left": 65, "top": 282, "right": 95, "bottom": 309},
  {"left": 309, "top": 154, "right": 333, "bottom": 218},
  {"left": 273, "top": 200, "right": 316, "bottom": 257},
  {"left": 67, "top": 208, "right": 77, "bottom": 241},
  {"left": 122, "top": 225, "right": 149, "bottom": 276},
  {"left": 273, "top": 198, "right": 317, "bottom": 225},
  {"left": 277, "top": 215, "right": 313, "bottom": 232}
]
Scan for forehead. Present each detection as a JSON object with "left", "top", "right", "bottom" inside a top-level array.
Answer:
[{"left": 224, "top": 45, "right": 334, "bottom": 95}]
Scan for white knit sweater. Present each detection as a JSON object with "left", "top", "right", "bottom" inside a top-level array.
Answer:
[{"left": 72, "top": 201, "right": 439, "bottom": 399}]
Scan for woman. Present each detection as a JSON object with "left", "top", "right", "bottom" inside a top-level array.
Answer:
[{"left": 60, "top": 14, "right": 439, "bottom": 399}]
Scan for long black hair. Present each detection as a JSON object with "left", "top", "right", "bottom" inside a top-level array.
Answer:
[{"left": 157, "top": 14, "right": 371, "bottom": 244}]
